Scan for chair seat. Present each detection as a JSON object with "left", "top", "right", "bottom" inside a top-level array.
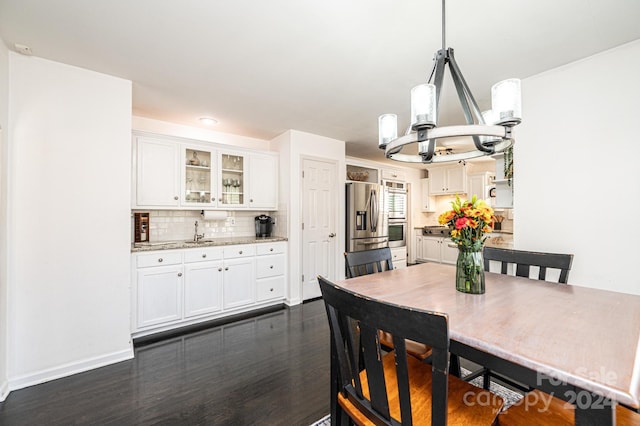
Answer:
[
  {"left": 498, "top": 389, "right": 640, "bottom": 426},
  {"left": 378, "top": 331, "right": 432, "bottom": 361},
  {"left": 338, "top": 351, "right": 504, "bottom": 425}
]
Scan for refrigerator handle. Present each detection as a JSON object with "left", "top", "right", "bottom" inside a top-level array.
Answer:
[{"left": 370, "top": 189, "right": 378, "bottom": 232}]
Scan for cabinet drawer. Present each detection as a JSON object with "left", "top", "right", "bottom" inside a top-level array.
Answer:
[
  {"left": 256, "top": 276, "right": 285, "bottom": 301},
  {"left": 381, "top": 169, "right": 407, "bottom": 181},
  {"left": 223, "top": 244, "right": 255, "bottom": 259},
  {"left": 137, "top": 251, "right": 183, "bottom": 268},
  {"left": 184, "top": 247, "right": 223, "bottom": 263},
  {"left": 256, "top": 241, "right": 286, "bottom": 255},
  {"left": 391, "top": 248, "right": 407, "bottom": 262},
  {"left": 256, "top": 254, "right": 285, "bottom": 279}
]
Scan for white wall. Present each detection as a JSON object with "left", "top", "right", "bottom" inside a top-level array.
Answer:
[
  {"left": 7, "top": 54, "right": 134, "bottom": 390},
  {"left": 515, "top": 39, "right": 640, "bottom": 295},
  {"left": 272, "top": 130, "right": 345, "bottom": 305},
  {"left": 0, "top": 37, "right": 9, "bottom": 402}
]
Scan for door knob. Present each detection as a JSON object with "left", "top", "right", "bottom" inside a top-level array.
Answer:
[{"left": 329, "top": 233, "right": 336, "bottom": 238}]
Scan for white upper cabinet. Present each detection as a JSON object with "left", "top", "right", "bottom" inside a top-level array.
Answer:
[
  {"left": 182, "top": 145, "right": 218, "bottom": 207},
  {"left": 248, "top": 153, "right": 278, "bottom": 210},
  {"left": 429, "top": 166, "right": 467, "bottom": 195},
  {"left": 132, "top": 132, "right": 278, "bottom": 210},
  {"left": 420, "top": 178, "right": 436, "bottom": 212},
  {"left": 135, "top": 136, "right": 180, "bottom": 207},
  {"left": 218, "top": 150, "right": 248, "bottom": 208},
  {"left": 467, "top": 172, "right": 494, "bottom": 204}
]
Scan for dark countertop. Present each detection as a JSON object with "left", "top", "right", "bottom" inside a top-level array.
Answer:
[{"left": 131, "top": 236, "right": 288, "bottom": 252}]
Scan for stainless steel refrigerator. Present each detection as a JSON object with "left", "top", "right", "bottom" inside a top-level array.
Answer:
[{"left": 346, "top": 182, "right": 388, "bottom": 252}]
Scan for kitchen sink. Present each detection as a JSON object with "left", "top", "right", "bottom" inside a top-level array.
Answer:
[{"left": 184, "top": 239, "right": 214, "bottom": 245}]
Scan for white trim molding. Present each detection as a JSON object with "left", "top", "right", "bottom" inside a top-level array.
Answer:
[{"left": 8, "top": 348, "right": 133, "bottom": 393}]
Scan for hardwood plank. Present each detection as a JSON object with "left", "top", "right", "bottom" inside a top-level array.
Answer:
[{"left": 0, "top": 300, "right": 330, "bottom": 425}]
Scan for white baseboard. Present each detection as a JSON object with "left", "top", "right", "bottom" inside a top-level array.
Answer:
[
  {"left": 0, "top": 379, "right": 8, "bottom": 402},
  {"left": 286, "top": 297, "right": 301, "bottom": 306},
  {"left": 8, "top": 347, "right": 134, "bottom": 393}
]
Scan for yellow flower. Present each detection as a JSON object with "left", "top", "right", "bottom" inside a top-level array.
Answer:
[{"left": 438, "top": 210, "right": 455, "bottom": 225}]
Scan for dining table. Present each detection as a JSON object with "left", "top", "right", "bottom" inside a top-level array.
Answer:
[{"left": 327, "top": 262, "right": 640, "bottom": 425}]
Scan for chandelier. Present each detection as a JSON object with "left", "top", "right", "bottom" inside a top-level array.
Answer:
[{"left": 378, "top": 0, "right": 522, "bottom": 164}]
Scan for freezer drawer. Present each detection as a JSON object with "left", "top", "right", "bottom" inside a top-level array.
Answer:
[{"left": 348, "top": 237, "right": 389, "bottom": 252}]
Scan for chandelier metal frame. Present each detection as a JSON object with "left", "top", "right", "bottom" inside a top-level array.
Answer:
[{"left": 379, "top": 0, "right": 520, "bottom": 164}]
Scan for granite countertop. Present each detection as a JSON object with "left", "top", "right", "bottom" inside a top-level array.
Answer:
[{"left": 131, "top": 236, "right": 288, "bottom": 252}]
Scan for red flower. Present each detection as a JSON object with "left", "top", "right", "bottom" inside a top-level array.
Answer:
[{"left": 455, "top": 217, "right": 470, "bottom": 229}]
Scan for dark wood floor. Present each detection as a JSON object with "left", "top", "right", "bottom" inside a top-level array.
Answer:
[{"left": 0, "top": 300, "right": 330, "bottom": 425}]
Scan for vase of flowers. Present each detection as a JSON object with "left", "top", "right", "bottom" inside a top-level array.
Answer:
[{"left": 438, "top": 195, "right": 495, "bottom": 294}]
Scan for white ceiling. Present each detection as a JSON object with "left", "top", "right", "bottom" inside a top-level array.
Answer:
[{"left": 1, "top": 0, "right": 640, "bottom": 164}]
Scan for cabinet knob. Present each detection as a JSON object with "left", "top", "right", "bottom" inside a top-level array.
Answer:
[
  {"left": 158, "top": 258, "right": 163, "bottom": 263},
  {"left": 177, "top": 272, "right": 182, "bottom": 277},
  {"left": 270, "top": 265, "right": 274, "bottom": 269},
  {"left": 174, "top": 196, "right": 179, "bottom": 200},
  {"left": 211, "top": 197, "right": 215, "bottom": 202},
  {"left": 250, "top": 199, "right": 254, "bottom": 203},
  {"left": 202, "top": 254, "right": 207, "bottom": 258},
  {"left": 269, "top": 248, "right": 274, "bottom": 252},
  {"left": 225, "top": 267, "right": 229, "bottom": 271},
  {"left": 239, "top": 250, "right": 243, "bottom": 254},
  {"left": 270, "top": 288, "right": 274, "bottom": 292},
  {"left": 218, "top": 267, "right": 222, "bottom": 272}
]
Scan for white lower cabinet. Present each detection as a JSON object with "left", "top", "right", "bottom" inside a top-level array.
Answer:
[
  {"left": 390, "top": 247, "right": 407, "bottom": 269},
  {"left": 416, "top": 235, "right": 457, "bottom": 265},
  {"left": 441, "top": 238, "right": 458, "bottom": 264},
  {"left": 137, "top": 265, "right": 183, "bottom": 328},
  {"left": 255, "top": 242, "right": 286, "bottom": 301},
  {"left": 132, "top": 241, "right": 287, "bottom": 337},
  {"left": 184, "top": 261, "right": 223, "bottom": 318},
  {"left": 222, "top": 257, "right": 255, "bottom": 309}
]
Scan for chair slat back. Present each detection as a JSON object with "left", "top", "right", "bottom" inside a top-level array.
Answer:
[
  {"left": 483, "top": 247, "right": 574, "bottom": 283},
  {"left": 345, "top": 248, "right": 394, "bottom": 278},
  {"left": 319, "top": 276, "right": 450, "bottom": 425}
]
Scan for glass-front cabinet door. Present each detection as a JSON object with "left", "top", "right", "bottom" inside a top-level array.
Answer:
[
  {"left": 219, "top": 152, "right": 247, "bottom": 207},
  {"left": 183, "top": 146, "right": 217, "bottom": 207}
]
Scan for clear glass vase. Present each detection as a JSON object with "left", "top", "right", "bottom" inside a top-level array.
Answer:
[{"left": 456, "top": 247, "right": 485, "bottom": 294}]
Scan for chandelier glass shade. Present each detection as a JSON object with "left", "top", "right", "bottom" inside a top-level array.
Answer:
[{"left": 378, "top": 1, "right": 522, "bottom": 164}]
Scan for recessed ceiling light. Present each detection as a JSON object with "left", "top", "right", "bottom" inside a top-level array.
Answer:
[{"left": 199, "top": 117, "right": 218, "bottom": 126}]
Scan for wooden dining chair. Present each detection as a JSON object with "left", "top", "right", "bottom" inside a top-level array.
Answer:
[
  {"left": 344, "top": 247, "right": 394, "bottom": 278},
  {"left": 319, "top": 275, "right": 505, "bottom": 425},
  {"left": 344, "top": 249, "right": 432, "bottom": 362},
  {"left": 465, "top": 247, "right": 574, "bottom": 390},
  {"left": 498, "top": 389, "right": 640, "bottom": 425},
  {"left": 483, "top": 247, "right": 573, "bottom": 284}
]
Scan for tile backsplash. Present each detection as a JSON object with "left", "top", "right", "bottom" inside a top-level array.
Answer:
[{"left": 131, "top": 210, "right": 277, "bottom": 243}]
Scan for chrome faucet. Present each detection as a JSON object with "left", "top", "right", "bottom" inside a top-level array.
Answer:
[{"left": 193, "top": 220, "right": 205, "bottom": 242}]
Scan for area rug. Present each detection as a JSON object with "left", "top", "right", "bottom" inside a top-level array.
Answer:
[{"left": 308, "top": 369, "right": 523, "bottom": 425}]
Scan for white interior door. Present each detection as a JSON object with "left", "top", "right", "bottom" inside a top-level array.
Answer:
[{"left": 302, "top": 158, "right": 337, "bottom": 300}]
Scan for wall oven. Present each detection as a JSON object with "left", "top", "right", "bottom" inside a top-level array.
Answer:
[{"left": 388, "top": 220, "right": 407, "bottom": 248}]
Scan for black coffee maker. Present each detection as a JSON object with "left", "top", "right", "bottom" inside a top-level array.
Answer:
[{"left": 255, "top": 215, "right": 274, "bottom": 238}]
